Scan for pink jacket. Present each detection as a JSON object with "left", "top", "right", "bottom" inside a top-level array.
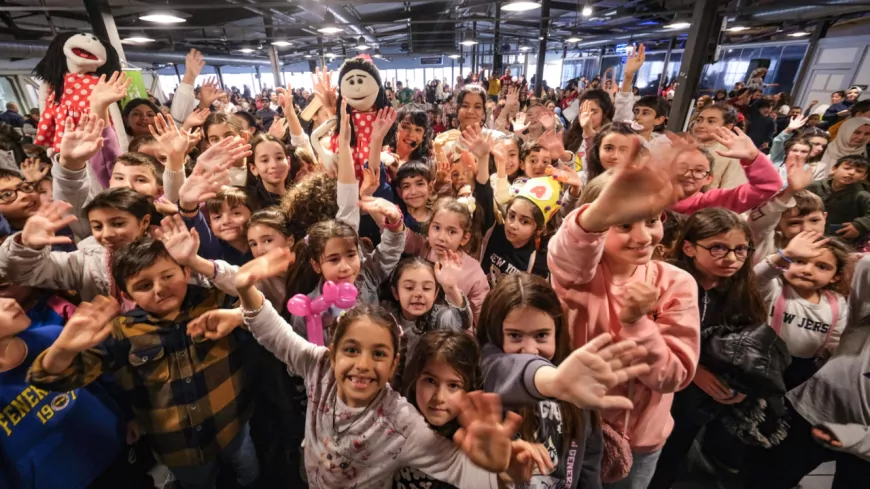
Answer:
[
  {"left": 670, "top": 151, "right": 781, "bottom": 215},
  {"left": 405, "top": 229, "right": 490, "bottom": 324},
  {"left": 548, "top": 205, "right": 701, "bottom": 452}
]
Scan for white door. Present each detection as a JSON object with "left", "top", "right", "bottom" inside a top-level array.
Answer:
[{"left": 801, "top": 69, "right": 849, "bottom": 109}]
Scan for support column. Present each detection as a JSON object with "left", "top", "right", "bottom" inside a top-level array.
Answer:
[
  {"left": 215, "top": 65, "right": 225, "bottom": 89},
  {"left": 792, "top": 20, "right": 831, "bottom": 104},
  {"left": 173, "top": 63, "right": 182, "bottom": 83},
  {"left": 595, "top": 48, "right": 604, "bottom": 77},
  {"left": 493, "top": 2, "right": 502, "bottom": 75},
  {"left": 268, "top": 46, "right": 283, "bottom": 88},
  {"left": 82, "top": 0, "right": 126, "bottom": 63},
  {"left": 534, "top": 0, "right": 550, "bottom": 97},
  {"left": 659, "top": 38, "right": 676, "bottom": 94},
  {"left": 471, "top": 21, "right": 478, "bottom": 74},
  {"left": 667, "top": 0, "right": 721, "bottom": 132}
]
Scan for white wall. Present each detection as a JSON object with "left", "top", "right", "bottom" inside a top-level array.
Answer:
[{"left": 798, "top": 34, "right": 870, "bottom": 107}]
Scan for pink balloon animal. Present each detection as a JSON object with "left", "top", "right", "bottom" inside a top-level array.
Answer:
[{"left": 286, "top": 281, "right": 358, "bottom": 346}]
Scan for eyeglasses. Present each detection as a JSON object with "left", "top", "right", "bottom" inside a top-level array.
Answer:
[
  {"left": 0, "top": 182, "right": 37, "bottom": 204},
  {"left": 695, "top": 243, "right": 753, "bottom": 260},
  {"left": 683, "top": 168, "right": 711, "bottom": 180}
]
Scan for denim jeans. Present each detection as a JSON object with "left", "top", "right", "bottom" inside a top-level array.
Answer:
[
  {"left": 603, "top": 449, "right": 662, "bottom": 489},
  {"left": 171, "top": 423, "right": 260, "bottom": 489}
]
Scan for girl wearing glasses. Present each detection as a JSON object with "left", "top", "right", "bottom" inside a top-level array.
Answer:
[{"left": 649, "top": 207, "right": 768, "bottom": 489}]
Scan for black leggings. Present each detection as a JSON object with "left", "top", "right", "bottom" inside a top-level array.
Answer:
[{"left": 742, "top": 401, "right": 870, "bottom": 489}]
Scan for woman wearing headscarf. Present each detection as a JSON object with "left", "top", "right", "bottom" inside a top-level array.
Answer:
[{"left": 821, "top": 116, "right": 870, "bottom": 173}]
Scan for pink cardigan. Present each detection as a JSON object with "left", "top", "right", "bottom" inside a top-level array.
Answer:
[
  {"left": 670, "top": 151, "right": 781, "bottom": 215},
  {"left": 548, "top": 205, "right": 701, "bottom": 452},
  {"left": 405, "top": 229, "right": 490, "bottom": 324}
]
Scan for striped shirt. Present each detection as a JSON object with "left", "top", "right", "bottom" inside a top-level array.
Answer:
[{"left": 28, "top": 286, "right": 253, "bottom": 468}]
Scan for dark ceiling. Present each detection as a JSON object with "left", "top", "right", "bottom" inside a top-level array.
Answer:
[{"left": 1, "top": 0, "right": 869, "bottom": 63}]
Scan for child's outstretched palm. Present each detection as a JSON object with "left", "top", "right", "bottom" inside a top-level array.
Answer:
[
  {"left": 58, "top": 114, "right": 105, "bottom": 167},
  {"left": 21, "top": 201, "right": 77, "bottom": 249},
  {"left": 234, "top": 248, "right": 295, "bottom": 290},
  {"left": 89, "top": 72, "right": 131, "bottom": 110},
  {"left": 156, "top": 215, "right": 200, "bottom": 266},
  {"left": 786, "top": 154, "right": 813, "bottom": 191},
  {"left": 712, "top": 127, "right": 759, "bottom": 161},
  {"left": 783, "top": 231, "right": 829, "bottom": 261},
  {"left": 150, "top": 113, "right": 190, "bottom": 161},
  {"left": 187, "top": 308, "right": 244, "bottom": 341},
  {"left": 460, "top": 123, "right": 492, "bottom": 161},
  {"left": 450, "top": 391, "right": 521, "bottom": 473},
  {"left": 786, "top": 115, "right": 808, "bottom": 134},
  {"left": 196, "top": 136, "right": 251, "bottom": 173},
  {"left": 539, "top": 333, "right": 651, "bottom": 410},
  {"left": 371, "top": 107, "right": 397, "bottom": 142},
  {"left": 183, "top": 108, "right": 210, "bottom": 131},
  {"left": 52, "top": 296, "right": 120, "bottom": 353},
  {"left": 434, "top": 250, "right": 463, "bottom": 290}
]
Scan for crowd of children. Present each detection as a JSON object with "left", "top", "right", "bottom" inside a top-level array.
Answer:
[{"left": 1, "top": 42, "right": 870, "bottom": 489}]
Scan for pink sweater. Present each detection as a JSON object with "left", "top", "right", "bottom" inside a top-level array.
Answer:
[
  {"left": 670, "top": 151, "right": 781, "bottom": 215},
  {"left": 547, "top": 205, "right": 701, "bottom": 452},
  {"left": 405, "top": 230, "right": 490, "bottom": 324}
]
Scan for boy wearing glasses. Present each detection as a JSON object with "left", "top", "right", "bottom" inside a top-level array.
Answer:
[{"left": 0, "top": 169, "right": 71, "bottom": 251}]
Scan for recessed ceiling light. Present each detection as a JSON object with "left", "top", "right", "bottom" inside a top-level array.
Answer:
[
  {"left": 356, "top": 36, "right": 370, "bottom": 50},
  {"left": 460, "top": 39, "right": 478, "bottom": 46},
  {"left": 788, "top": 31, "right": 810, "bottom": 37},
  {"left": 727, "top": 26, "right": 749, "bottom": 32},
  {"left": 566, "top": 36, "right": 582, "bottom": 43},
  {"left": 502, "top": 1, "right": 541, "bottom": 12},
  {"left": 318, "top": 26, "right": 343, "bottom": 34},
  {"left": 666, "top": 22, "right": 691, "bottom": 29},
  {"left": 271, "top": 40, "right": 292, "bottom": 47},
  {"left": 582, "top": 5, "right": 593, "bottom": 16},
  {"left": 239, "top": 48, "right": 256, "bottom": 53},
  {"left": 326, "top": 52, "right": 337, "bottom": 58},
  {"left": 304, "top": 54, "right": 313, "bottom": 58},
  {"left": 448, "top": 53, "right": 461, "bottom": 59},
  {"left": 139, "top": 13, "right": 185, "bottom": 23},
  {"left": 122, "top": 36, "right": 155, "bottom": 44},
  {"left": 520, "top": 45, "right": 531, "bottom": 51}
]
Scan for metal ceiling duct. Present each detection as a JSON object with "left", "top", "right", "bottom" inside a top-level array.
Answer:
[{"left": 0, "top": 41, "right": 273, "bottom": 66}]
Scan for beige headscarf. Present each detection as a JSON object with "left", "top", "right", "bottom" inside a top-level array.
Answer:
[{"left": 821, "top": 116, "right": 870, "bottom": 172}]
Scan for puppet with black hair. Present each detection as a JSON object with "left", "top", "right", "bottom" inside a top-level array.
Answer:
[
  {"left": 310, "top": 55, "right": 393, "bottom": 181},
  {"left": 32, "top": 32, "right": 122, "bottom": 153}
]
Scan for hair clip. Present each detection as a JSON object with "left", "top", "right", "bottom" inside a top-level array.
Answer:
[{"left": 303, "top": 234, "right": 310, "bottom": 246}]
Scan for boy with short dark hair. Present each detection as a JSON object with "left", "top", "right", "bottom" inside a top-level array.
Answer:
[
  {"left": 109, "top": 152, "right": 164, "bottom": 198},
  {"left": 179, "top": 184, "right": 255, "bottom": 266},
  {"left": 807, "top": 155, "right": 870, "bottom": 243},
  {"left": 613, "top": 44, "right": 671, "bottom": 148},
  {"left": 28, "top": 237, "right": 258, "bottom": 489}
]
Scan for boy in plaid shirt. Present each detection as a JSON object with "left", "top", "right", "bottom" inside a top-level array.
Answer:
[{"left": 28, "top": 237, "right": 258, "bottom": 489}]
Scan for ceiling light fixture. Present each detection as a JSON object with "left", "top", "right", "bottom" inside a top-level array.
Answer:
[
  {"left": 581, "top": 5, "right": 593, "bottom": 16},
  {"left": 666, "top": 21, "right": 691, "bottom": 30},
  {"left": 566, "top": 36, "right": 582, "bottom": 43},
  {"left": 122, "top": 36, "right": 155, "bottom": 44},
  {"left": 318, "top": 11, "right": 343, "bottom": 34},
  {"left": 139, "top": 12, "right": 185, "bottom": 23},
  {"left": 304, "top": 53, "right": 313, "bottom": 58},
  {"left": 271, "top": 40, "right": 292, "bottom": 47},
  {"left": 238, "top": 48, "right": 256, "bottom": 54},
  {"left": 373, "top": 48, "right": 383, "bottom": 58},
  {"left": 519, "top": 44, "right": 531, "bottom": 51},
  {"left": 448, "top": 53, "right": 461, "bottom": 59},
  {"left": 788, "top": 31, "right": 810, "bottom": 37},
  {"left": 727, "top": 25, "right": 749, "bottom": 32},
  {"left": 502, "top": 1, "right": 541, "bottom": 12},
  {"left": 460, "top": 39, "right": 478, "bottom": 46},
  {"left": 356, "top": 36, "right": 370, "bottom": 50},
  {"left": 326, "top": 52, "right": 337, "bottom": 58}
]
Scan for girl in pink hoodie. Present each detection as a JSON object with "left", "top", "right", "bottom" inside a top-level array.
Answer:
[{"left": 548, "top": 152, "right": 701, "bottom": 489}]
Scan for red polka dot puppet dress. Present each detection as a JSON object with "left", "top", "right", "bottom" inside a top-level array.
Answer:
[{"left": 32, "top": 33, "right": 121, "bottom": 153}]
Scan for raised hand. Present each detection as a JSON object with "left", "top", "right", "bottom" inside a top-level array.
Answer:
[
  {"left": 712, "top": 127, "right": 759, "bottom": 162},
  {"left": 502, "top": 441, "right": 554, "bottom": 483},
  {"left": 89, "top": 72, "right": 131, "bottom": 113},
  {"left": 156, "top": 215, "right": 200, "bottom": 266},
  {"left": 311, "top": 66, "right": 337, "bottom": 117},
  {"left": 360, "top": 164, "right": 380, "bottom": 197},
  {"left": 579, "top": 100, "right": 596, "bottom": 137},
  {"left": 20, "top": 157, "right": 49, "bottom": 182},
  {"left": 545, "top": 165, "right": 583, "bottom": 190},
  {"left": 460, "top": 123, "right": 492, "bottom": 161},
  {"left": 268, "top": 117, "right": 288, "bottom": 140},
  {"left": 338, "top": 100, "right": 352, "bottom": 150},
  {"left": 512, "top": 112, "right": 529, "bottom": 134},
  {"left": 275, "top": 85, "right": 295, "bottom": 115},
  {"left": 183, "top": 49, "right": 206, "bottom": 85},
  {"left": 51, "top": 296, "right": 120, "bottom": 353},
  {"left": 195, "top": 136, "right": 251, "bottom": 173},
  {"left": 782, "top": 230, "right": 830, "bottom": 261},
  {"left": 182, "top": 107, "right": 211, "bottom": 131},
  {"left": 371, "top": 107, "right": 397, "bottom": 143},
  {"left": 450, "top": 391, "right": 520, "bottom": 473},
  {"left": 624, "top": 43, "right": 646, "bottom": 75},
  {"left": 178, "top": 164, "right": 231, "bottom": 210},
  {"left": 435, "top": 159, "right": 452, "bottom": 188},
  {"left": 619, "top": 282, "right": 659, "bottom": 324},
  {"left": 434, "top": 250, "right": 463, "bottom": 290},
  {"left": 505, "top": 86, "right": 520, "bottom": 110},
  {"left": 359, "top": 196, "right": 402, "bottom": 225},
  {"left": 21, "top": 200, "right": 77, "bottom": 249},
  {"left": 786, "top": 114, "right": 808, "bottom": 134},
  {"left": 538, "top": 128, "right": 566, "bottom": 162},
  {"left": 234, "top": 248, "right": 295, "bottom": 290},
  {"left": 580, "top": 139, "right": 677, "bottom": 232},
  {"left": 785, "top": 153, "right": 813, "bottom": 191},
  {"left": 58, "top": 114, "right": 105, "bottom": 169},
  {"left": 149, "top": 113, "right": 191, "bottom": 161},
  {"left": 536, "top": 333, "right": 651, "bottom": 410},
  {"left": 199, "top": 77, "right": 224, "bottom": 109},
  {"left": 187, "top": 127, "right": 203, "bottom": 154},
  {"left": 187, "top": 308, "right": 244, "bottom": 341}
]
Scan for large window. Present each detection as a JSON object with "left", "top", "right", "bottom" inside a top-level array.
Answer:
[{"left": 699, "top": 43, "right": 807, "bottom": 95}]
